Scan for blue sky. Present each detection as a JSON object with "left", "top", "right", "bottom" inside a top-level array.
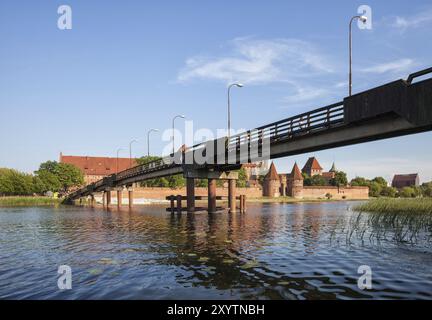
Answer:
[{"left": 1, "top": 0, "right": 432, "bottom": 183}]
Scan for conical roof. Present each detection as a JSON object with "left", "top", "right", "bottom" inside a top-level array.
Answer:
[
  {"left": 329, "top": 162, "right": 337, "bottom": 172},
  {"left": 290, "top": 162, "right": 304, "bottom": 180},
  {"left": 264, "top": 162, "right": 279, "bottom": 180}
]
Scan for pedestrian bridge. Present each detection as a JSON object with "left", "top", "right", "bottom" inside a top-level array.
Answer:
[{"left": 67, "top": 68, "right": 432, "bottom": 212}]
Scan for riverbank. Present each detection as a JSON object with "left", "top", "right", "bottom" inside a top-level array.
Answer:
[
  {"left": 0, "top": 197, "right": 62, "bottom": 207},
  {"left": 354, "top": 198, "right": 432, "bottom": 214}
]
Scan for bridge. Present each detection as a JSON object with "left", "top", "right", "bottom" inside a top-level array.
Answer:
[{"left": 67, "top": 67, "right": 432, "bottom": 213}]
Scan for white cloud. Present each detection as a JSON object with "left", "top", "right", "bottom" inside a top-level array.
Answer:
[
  {"left": 388, "top": 8, "right": 432, "bottom": 30},
  {"left": 361, "top": 58, "right": 415, "bottom": 74},
  {"left": 177, "top": 37, "right": 333, "bottom": 85},
  {"left": 283, "top": 86, "right": 328, "bottom": 104}
]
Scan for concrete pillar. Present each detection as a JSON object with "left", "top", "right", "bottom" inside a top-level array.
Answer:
[
  {"left": 228, "top": 179, "right": 236, "bottom": 213},
  {"left": 208, "top": 179, "right": 217, "bottom": 213},
  {"left": 106, "top": 190, "right": 112, "bottom": 206},
  {"left": 103, "top": 192, "right": 107, "bottom": 207},
  {"left": 128, "top": 188, "right": 134, "bottom": 209},
  {"left": 90, "top": 195, "right": 95, "bottom": 207},
  {"left": 176, "top": 194, "right": 182, "bottom": 214},
  {"left": 117, "top": 188, "right": 123, "bottom": 208},
  {"left": 186, "top": 178, "right": 195, "bottom": 213}
]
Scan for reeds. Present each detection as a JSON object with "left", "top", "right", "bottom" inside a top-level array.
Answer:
[{"left": 0, "top": 196, "right": 62, "bottom": 207}]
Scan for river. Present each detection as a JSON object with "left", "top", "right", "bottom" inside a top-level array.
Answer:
[{"left": 0, "top": 202, "right": 431, "bottom": 299}]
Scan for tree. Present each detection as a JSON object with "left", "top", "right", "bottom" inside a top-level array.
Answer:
[
  {"left": 0, "top": 168, "right": 34, "bottom": 196},
  {"left": 372, "top": 177, "right": 388, "bottom": 188},
  {"left": 330, "top": 171, "right": 348, "bottom": 187},
  {"left": 310, "top": 174, "right": 326, "bottom": 186},
  {"left": 368, "top": 182, "right": 382, "bottom": 197},
  {"left": 35, "top": 161, "right": 83, "bottom": 193},
  {"left": 380, "top": 186, "right": 397, "bottom": 198},
  {"left": 237, "top": 167, "right": 248, "bottom": 188},
  {"left": 421, "top": 182, "right": 432, "bottom": 197},
  {"left": 350, "top": 177, "right": 370, "bottom": 187},
  {"left": 400, "top": 186, "right": 416, "bottom": 198},
  {"left": 167, "top": 174, "right": 185, "bottom": 189}
]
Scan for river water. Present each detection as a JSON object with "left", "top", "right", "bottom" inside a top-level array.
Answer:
[{"left": 0, "top": 202, "right": 431, "bottom": 300}]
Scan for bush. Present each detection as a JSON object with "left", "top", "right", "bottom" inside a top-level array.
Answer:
[
  {"left": 400, "top": 187, "right": 416, "bottom": 198},
  {"left": 380, "top": 186, "right": 397, "bottom": 198}
]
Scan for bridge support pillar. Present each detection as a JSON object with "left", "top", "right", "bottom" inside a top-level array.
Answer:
[
  {"left": 186, "top": 178, "right": 195, "bottom": 213},
  {"left": 208, "top": 179, "right": 217, "bottom": 213},
  {"left": 228, "top": 179, "right": 236, "bottom": 213},
  {"left": 106, "top": 190, "right": 112, "bottom": 207},
  {"left": 128, "top": 187, "right": 134, "bottom": 209},
  {"left": 90, "top": 195, "right": 95, "bottom": 207},
  {"left": 117, "top": 188, "right": 123, "bottom": 208}
]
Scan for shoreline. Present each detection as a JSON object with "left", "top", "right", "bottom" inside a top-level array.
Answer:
[{"left": 0, "top": 195, "right": 365, "bottom": 207}]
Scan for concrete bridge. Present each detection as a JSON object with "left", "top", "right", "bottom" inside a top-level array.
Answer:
[{"left": 67, "top": 68, "right": 432, "bottom": 212}]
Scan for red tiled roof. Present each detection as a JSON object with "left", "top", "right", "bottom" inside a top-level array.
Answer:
[
  {"left": 264, "top": 162, "right": 279, "bottom": 180},
  {"left": 290, "top": 162, "right": 304, "bottom": 180},
  {"left": 60, "top": 155, "right": 138, "bottom": 176},
  {"left": 302, "top": 157, "right": 323, "bottom": 172}
]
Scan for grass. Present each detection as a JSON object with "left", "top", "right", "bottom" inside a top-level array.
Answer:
[
  {"left": 350, "top": 198, "right": 432, "bottom": 244},
  {"left": 0, "top": 196, "right": 63, "bottom": 207},
  {"left": 354, "top": 198, "right": 432, "bottom": 214}
]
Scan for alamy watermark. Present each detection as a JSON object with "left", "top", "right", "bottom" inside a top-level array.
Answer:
[
  {"left": 357, "top": 265, "right": 372, "bottom": 290},
  {"left": 57, "top": 5, "right": 72, "bottom": 30},
  {"left": 57, "top": 265, "right": 72, "bottom": 290}
]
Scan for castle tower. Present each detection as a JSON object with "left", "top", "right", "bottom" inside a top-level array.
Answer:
[
  {"left": 263, "top": 162, "right": 281, "bottom": 197},
  {"left": 302, "top": 157, "right": 323, "bottom": 177},
  {"left": 287, "top": 162, "right": 304, "bottom": 198}
]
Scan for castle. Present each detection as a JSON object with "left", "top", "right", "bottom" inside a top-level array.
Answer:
[{"left": 262, "top": 157, "right": 369, "bottom": 200}]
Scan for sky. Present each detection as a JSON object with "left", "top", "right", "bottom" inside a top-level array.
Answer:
[{"left": 0, "top": 0, "right": 432, "bottom": 183}]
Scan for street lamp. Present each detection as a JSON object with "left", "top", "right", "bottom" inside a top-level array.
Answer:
[
  {"left": 129, "top": 139, "right": 138, "bottom": 168},
  {"left": 172, "top": 115, "right": 185, "bottom": 155},
  {"left": 147, "top": 129, "right": 159, "bottom": 157},
  {"left": 349, "top": 15, "right": 368, "bottom": 96},
  {"left": 227, "top": 83, "right": 243, "bottom": 142},
  {"left": 116, "top": 148, "right": 124, "bottom": 173}
]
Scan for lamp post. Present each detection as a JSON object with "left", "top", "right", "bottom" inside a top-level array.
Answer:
[
  {"left": 349, "top": 15, "right": 368, "bottom": 96},
  {"left": 147, "top": 129, "right": 159, "bottom": 157},
  {"left": 227, "top": 83, "right": 243, "bottom": 142},
  {"left": 172, "top": 115, "right": 185, "bottom": 155},
  {"left": 129, "top": 139, "right": 138, "bottom": 168},
  {"left": 116, "top": 148, "right": 124, "bottom": 173}
]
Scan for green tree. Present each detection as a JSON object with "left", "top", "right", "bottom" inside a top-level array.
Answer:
[
  {"left": 330, "top": 171, "right": 348, "bottom": 187},
  {"left": 167, "top": 174, "right": 185, "bottom": 189},
  {"left": 35, "top": 161, "right": 83, "bottom": 192},
  {"left": 380, "top": 186, "right": 397, "bottom": 198},
  {"left": 350, "top": 177, "right": 370, "bottom": 187},
  {"left": 368, "top": 182, "right": 382, "bottom": 197},
  {"left": 400, "top": 186, "right": 416, "bottom": 198},
  {"left": 237, "top": 167, "right": 248, "bottom": 188},
  {"left": 309, "top": 174, "right": 326, "bottom": 186},
  {"left": 372, "top": 176, "right": 388, "bottom": 188},
  {"left": 421, "top": 182, "right": 432, "bottom": 197},
  {"left": 0, "top": 168, "right": 34, "bottom": 196}
]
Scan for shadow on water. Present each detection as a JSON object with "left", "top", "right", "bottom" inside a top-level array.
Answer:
[{"left": 0, "top": 202, "right": 431, "bottom": 299}]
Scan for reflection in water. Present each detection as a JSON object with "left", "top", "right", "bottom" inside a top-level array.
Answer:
[{"left": 0, "top": 202, "right": 431, "bottom": 299}]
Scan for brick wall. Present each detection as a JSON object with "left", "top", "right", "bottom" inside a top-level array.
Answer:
[
  {"left": 302, "top": 186, "right": 369, "bottom": 199},
  {"left": 109, "top": 187, "right": 263, "bottom": 199}
]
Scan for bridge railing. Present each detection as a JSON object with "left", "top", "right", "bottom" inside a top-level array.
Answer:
[
  {"left": 227, "top": 101, "right": 344, "bottom": 153},
  {"left": 115, "top": 155, "right": 176, "bottom": 182}
]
